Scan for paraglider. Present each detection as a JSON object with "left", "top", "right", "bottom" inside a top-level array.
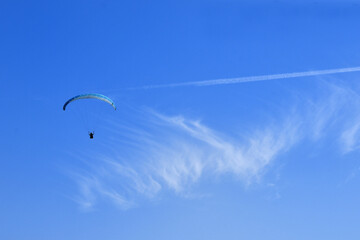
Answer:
[{"left": 63, "top": 93, "right": 116, "bottom": 138}]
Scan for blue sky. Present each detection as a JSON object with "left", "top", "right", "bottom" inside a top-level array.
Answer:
[{"left": 1, "top": 0, "right": 360, "bottom": 239}]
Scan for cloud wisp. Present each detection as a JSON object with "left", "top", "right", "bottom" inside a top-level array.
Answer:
[
  {"left": 142, "top": 66, "right": 360, "bottom": 89},
  {"left": 70, "top": 110, "right": 301, "bottom": 209},
  {"left": 69, "top": 81, "right": 360, "bottom": 210}
]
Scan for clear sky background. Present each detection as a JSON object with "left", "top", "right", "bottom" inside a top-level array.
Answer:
[{"left": 1, "top": 0, "right": 360, "bottom": 239}]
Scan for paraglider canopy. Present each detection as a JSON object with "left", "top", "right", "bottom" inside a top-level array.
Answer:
[{"left": 63, "top": 93, "right": 116, "bottom": 111}]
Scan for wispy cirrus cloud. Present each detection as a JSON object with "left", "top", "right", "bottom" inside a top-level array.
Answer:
[
  {"left": 69, "top": 80, "right": 360, "bottom": 210},
  {"left": 70, "top": 108, "right": 302, "bottom": 209},
  {"left": 338, "top": 87, "right": 360, "bottom": 153}
]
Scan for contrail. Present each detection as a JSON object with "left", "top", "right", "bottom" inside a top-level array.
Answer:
[{"left": 142, "top": 66, "right": 360, "bottom": 89}]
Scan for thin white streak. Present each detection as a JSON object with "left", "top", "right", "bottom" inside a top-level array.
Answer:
[{"left": 143, "top": 66, "right": 360, "bottom": 89}]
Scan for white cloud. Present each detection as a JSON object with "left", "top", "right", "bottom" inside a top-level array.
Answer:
[
  {"left": 71, "top": 108, "right": 301, "bottom": 209},
  {"left": 69, "top": 80, "right": 360, "bottom": 209},
  {"left": 329, "top": 85, "right": 360, "bottom": 153},
  {"left": 341, "top": 122, "right": 360, "bottom": 153}
]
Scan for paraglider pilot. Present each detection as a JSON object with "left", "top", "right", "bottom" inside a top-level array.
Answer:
[{"left": 89, "top": 131, "right": 94, "bottom": 139}]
